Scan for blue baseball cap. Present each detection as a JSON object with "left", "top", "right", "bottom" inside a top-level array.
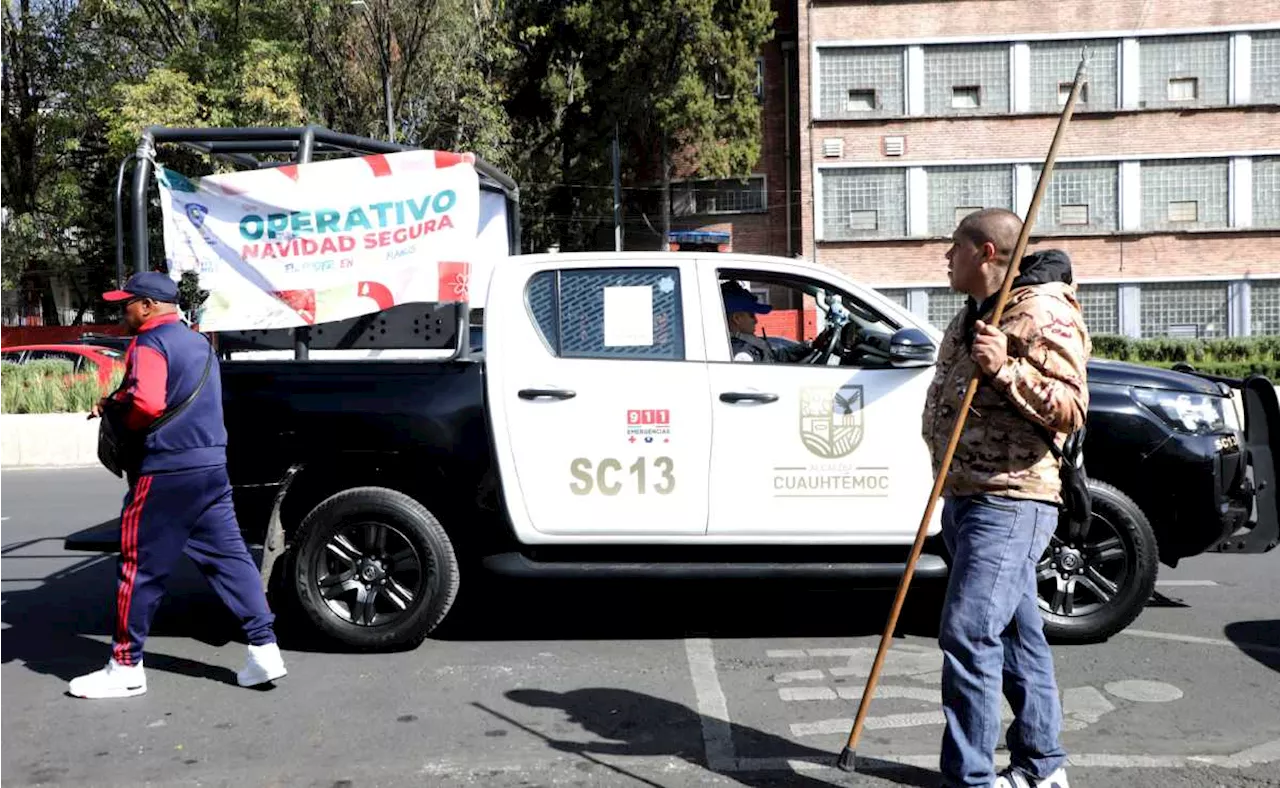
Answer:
[
  {"left": 103, "top": 271, "right": 179, "bottom": 303},
  {"left": 722, "top": 283, "right": 772, "bottom": 315}
]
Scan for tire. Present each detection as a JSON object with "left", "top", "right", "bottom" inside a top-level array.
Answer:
[
  {"left": 1037, "top": 480, "right": 1158, "bottom": 644},
  {"left": 293, "top": 487, "right": 460, "bottom": 650}
]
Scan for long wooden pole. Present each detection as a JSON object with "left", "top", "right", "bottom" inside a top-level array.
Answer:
[{"left": 837, "top": 54, "right": 1090, "bottom": 773}]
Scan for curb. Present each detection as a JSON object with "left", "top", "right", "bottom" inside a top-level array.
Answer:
[{"left": 1, "top": 413, "right": 101, "bottom": 468}]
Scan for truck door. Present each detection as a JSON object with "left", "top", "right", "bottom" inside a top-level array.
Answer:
[
  {"left": 700, "top": 264, "right": 939, "bottom": 543},
  {"left": 485, "top": 258, "right": 713, "bottom": 539}
]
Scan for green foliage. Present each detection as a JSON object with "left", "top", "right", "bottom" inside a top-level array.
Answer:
[
  {"left": 1091, "top": 335, "right": 1280, "bottom": 380},
  {"left": 1, "top": 360, "right": 118, "bottom": 414}
]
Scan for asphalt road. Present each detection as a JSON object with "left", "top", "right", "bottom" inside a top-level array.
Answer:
[{"left": 2, "top": 467, "right": 1279, "bottom": 788}]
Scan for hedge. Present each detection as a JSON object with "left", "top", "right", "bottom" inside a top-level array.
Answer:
[
  {"left": 1091, "top": 335, "right": 1280, "bottom": 380},
  {"left": 1, "top": 360, "right": 123, "bottom": 414}
]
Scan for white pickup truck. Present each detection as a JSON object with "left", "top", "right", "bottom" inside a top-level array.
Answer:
[{"left": 64, "top": 249, "right": 1245, "bottom": 652}]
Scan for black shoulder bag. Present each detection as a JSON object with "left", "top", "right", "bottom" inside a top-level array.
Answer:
[
  {"left": 1037, "top": 424, "right": 1092, "bottom": 541},
  {"left": 98, "top": 339, "right": 214, "bottom": 478}
]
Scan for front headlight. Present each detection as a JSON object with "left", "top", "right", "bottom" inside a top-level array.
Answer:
[{"left": 1132, "top": 388, "right": 1232, "bottom": 434}]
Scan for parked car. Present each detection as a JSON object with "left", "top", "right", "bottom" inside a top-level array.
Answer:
[
  {"left": 70, "top": 332, "right": 133, "bottom": 353},
  {"left": 0, "top": 343, "right": 125, "bottom": 391}
]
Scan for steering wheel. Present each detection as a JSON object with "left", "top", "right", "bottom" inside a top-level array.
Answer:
[{"left": 809, "top": 314, "right": 849, "bottom": 366}]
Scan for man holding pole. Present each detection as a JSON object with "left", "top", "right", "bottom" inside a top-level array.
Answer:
[{"left": 923, "top": 208, "right": 1090, "bottom": 788}]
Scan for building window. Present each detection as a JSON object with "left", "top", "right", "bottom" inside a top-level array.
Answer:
[
  {"left": 671, "top": 176, "right": 766, "bottom": 216},
  {"left": 1077, "top": 284, "right": 1120, "bottom": 336},
  {"left": 1254, "top": 156, "right": 1280, "bottom": 228},
  {"left": 951, "top": 85, "right": 981, "bottom": 108},
  {"left": 846, "top": 89, "right": 877, "bottom": 112},
  {"left": 927, "top": 289, "right": 968, "bottom": 329},
  {"left": 527, "top": 268, "right": 686, "bottom": 360},
  {"left": 755, "top": 56, "right": 764, "bottom": 101},
  {"left": 925, "top": 164, "right": 1014, "bottom": 237},
  {"left": 1140, "top": 158, "right": 1228, "bottom": 231},
  {"left": 1139, "top": 281, "right": 1229, "bottom": 339},
  {"left": 1253, "top": 31, "right": 1280, "bottom": 104},
  {"left": 1032, "top": 161, "right": 1119, "bottom": 235},
  {"left": 1252, "top": 280, "right": 1280, "bottom": 337},
  {"left": 818, "top": 46, "right": 905, "bottom": 118},
  {"left": 848, "top": 210, "right": 879, "bottom": 231},
  {"left": 875, "top": 288, "right": 909, "bottom": 308},
  {"left": 924, "top": 44, "right": 1010, "bottom": 115},
  {"left": 1139, "top": 34, "right": 1229, "bottom": 108},
  {"left": 1059, "top": 204, "right": 1090, "bottom": 224},
  {"left": 1029, "top": 39, "right": 1118, "bottom": 112},
  {"left": 821, "top": 168, "right": 907, "bottom": 240}
]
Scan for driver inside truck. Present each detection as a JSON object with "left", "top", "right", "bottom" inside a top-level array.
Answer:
[{"left": 722, "top": 280, "right": 833, "bottom": 363}]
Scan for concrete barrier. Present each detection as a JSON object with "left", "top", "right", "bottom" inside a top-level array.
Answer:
[{"left": 1, "top": 413, "right": 101, "bottom": 469}]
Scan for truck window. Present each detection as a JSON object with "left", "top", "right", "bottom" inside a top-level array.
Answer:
[
  {"left": 526, "top": 268, "right": 686, "bottom": 361},
  {"left": 718, "top": 271, "right": 902, "bottom": 369}
]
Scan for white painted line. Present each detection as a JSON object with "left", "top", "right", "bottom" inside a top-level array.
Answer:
[
  {"left": 1104, "top": 680, "right": 1183, "bottom": 703},
  {"left": 779, "top": 686, "right": 837, "bottom": 701},
  {"left": 683, "top": 638, "right": 735, "bottom": 772},
  {"left": 792, "top": 711, "right": 947, "bottom": 737},
  {"left": 771, "top": 669, "right": 825, "bottom": 683},
  {"left": 804, "top": 648, "right": 862, "bottom": 658},
  {"left": 835, "top": 685, "right": 939, "bottom": 703},
  {"left": 1062, "top": 686, "right": 1116, "bottom": 724},
  {"left": 1123, "top": 628, "right": 1280, "bottom": 657},
  {"left": 765, "top": 649, "right": 808, "bottom": 658},
  {"left": 1155, "top": 580, "right": 1219, "bottom": 587}
]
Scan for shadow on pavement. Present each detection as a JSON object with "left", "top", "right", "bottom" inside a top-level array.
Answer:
[
  {"left": 1224, "top": 620, "right": 1280, "bottom": 673},
  {"left": 0, "top": 542, "right": 297, "bottom": 684},
  {"left": 435, "top": 575, "right": 945, "bottom": 644},
  {"left": 3, "top": 531, "right": 946, "bottom": 672},
  {"left": 501, "top": 687, "right": 941, "bottom": 788}
]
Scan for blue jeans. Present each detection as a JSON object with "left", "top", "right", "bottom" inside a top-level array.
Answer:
[{"left": 939, "top": 494, "right": 1066, "bottom": 787}]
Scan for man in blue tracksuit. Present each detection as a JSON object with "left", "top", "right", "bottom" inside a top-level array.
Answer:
[{"left": 70, "top": 271, "right": 287, "bottom": 699}]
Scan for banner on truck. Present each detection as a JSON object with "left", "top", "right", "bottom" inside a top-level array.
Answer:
[{"left": 156, "top": 149, "right": 501, "bottom": 332}]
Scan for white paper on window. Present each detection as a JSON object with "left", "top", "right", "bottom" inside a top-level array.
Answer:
[{"left": 603, "top": 285, "right": 654, "bottom": 347}]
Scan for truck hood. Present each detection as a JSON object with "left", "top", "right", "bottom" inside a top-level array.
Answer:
[{"left": 1086, "top": 358, "right": 1222, "bottom": 396}]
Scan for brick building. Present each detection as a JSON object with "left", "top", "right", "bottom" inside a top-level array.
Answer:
[{"left": 678, "top": 0, "right": 1280, "bottom": 338}]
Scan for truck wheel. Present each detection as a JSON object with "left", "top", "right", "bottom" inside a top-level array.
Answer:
[
  {"left": 293, "top": 487, "right": 460, "bottom": 650},
  {"left": 1037, "top": 480, "right": 1157, "bottom": 644}
]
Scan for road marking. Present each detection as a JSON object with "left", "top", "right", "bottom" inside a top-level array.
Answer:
[
  {"left": 1154, "top": 580, "right": 1219, "bottom": 587},
  {"left": 1104, "top": 680, "right": 1184, "bottom": 703},
  {"left": 779, "top": 686, "right": 837, "bottom": 701},
  {"left": 792, "top": 712, "right": 947, "bottom": 737},
  {"left": 683, "top": 638, "right": 735, "bottom": 771},
  {"left": 765, "top": 649, "right": 808, "bottom": 658},
  {"left": 779, "top": 685, "right": 939, "bottom": 704},
  {"left": 1123, "top": 628, "right": 1280, "bottom": 657},
  {"left": 1062, "top": 686, "right": 1115, "bottom": 728},
  {"left": 771, "top": 669, "right": 825, "bottom": 683}
]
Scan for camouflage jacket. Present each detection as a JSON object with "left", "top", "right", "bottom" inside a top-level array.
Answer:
[{"left": 921, "top": 253, "right": 1091, "bottom": 504}]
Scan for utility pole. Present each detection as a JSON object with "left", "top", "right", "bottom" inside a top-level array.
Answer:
[{"left": 612, "top": 122, "right": 623, "bottom": 251}]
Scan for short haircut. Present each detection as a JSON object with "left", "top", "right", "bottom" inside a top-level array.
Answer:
[{"left": 956, "top": 208, "right": 1022, "bottom": 265}]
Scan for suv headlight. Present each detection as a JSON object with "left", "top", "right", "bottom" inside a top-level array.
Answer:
[{"left": 1132, "top": 388, "right": 1233, "bottom": 434}]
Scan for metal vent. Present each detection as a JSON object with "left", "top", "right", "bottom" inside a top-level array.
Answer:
[
  {"left": 823, "top": 138, "right": 844, "bottom": 158},
  {"left": 883, "top": 136, "right": 906, "bottom": 156}
]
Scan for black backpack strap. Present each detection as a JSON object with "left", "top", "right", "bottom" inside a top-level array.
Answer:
[{"left": 146, "top": 337, "right": 214, "bottom": 435}]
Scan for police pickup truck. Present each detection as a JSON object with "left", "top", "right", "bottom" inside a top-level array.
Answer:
[
  {"left": 176, "top": 250, "right": 1272, "bottom": 651},
  {"left": 68, "top": 128, "right": 1277, "bottom": 652}
]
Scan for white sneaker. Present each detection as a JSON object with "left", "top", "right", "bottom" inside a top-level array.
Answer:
[
  {"left": 994, "top": 766, "right": 1070, "bottom": 788},
  {"left": 68, "top": 659, "right": 147, "bottom": 699},
  {"left": 237, "top": 642, "right": 287, "bottom": 687}
]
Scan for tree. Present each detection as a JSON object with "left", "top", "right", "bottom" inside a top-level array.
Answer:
[{"left": 503, "top": 0, "right": 774, "bottom": 252}]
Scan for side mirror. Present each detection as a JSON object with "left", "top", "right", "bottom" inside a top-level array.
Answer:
[{"left": 888, "top": 327, "right": 936, "bottom": 367}]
